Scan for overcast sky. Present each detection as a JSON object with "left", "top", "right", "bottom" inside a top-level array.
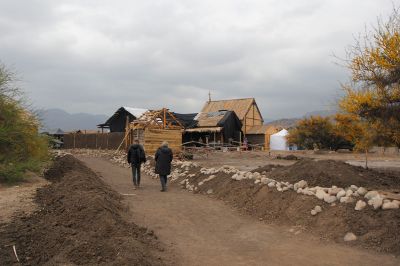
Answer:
[{"left": 0, "top": 0, "right": 394, "bottom": 119}]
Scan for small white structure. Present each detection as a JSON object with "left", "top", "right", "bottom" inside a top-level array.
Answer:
[{"left": 270, "top": 129, "right": 289, "bottom": 151}]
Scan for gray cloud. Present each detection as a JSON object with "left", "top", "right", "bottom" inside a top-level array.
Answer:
[{"left": 0, "top": 0, "right": 395, "bottom": 119}]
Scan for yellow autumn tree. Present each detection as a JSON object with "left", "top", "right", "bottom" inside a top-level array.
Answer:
[
  {"left": 288, "top": 116, "right": 353, "bottom": 150},
  {"left": 334, "top": 113, "right": 376, "bottom": 168},
  {"left": 339, "top": 7, "right": 400, "bottom": 148}
]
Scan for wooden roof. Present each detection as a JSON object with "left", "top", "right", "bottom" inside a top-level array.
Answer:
[
  {"left": 246, "top": 125, "right": 279, "bottom": 135},
  {"left": 200, "top": 98, "right": 256, "bottom": 121},
  {"left": 195, "top": 111, "right": 227, "bottom": 127}
]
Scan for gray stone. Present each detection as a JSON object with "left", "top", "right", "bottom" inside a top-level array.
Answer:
[
  {"left": 324, "top": 195, "right": 337, "bottom": 204},
  {"left": 364, "top": 191, "right": 379, "bottom": 200},
  {"left": 316, "top": 189, "right": 327, "bottom": 200},
  {"left": 382, "top": 201, "right": 399, "bottom": 210},
  {"left": 336, "top": 190, "right": 346, "bottom": 199},
  {"left": 344, "top": 232, "right": 357, "bottom": 242},
  {"left": 355, "top": 200, "right": 366, "bottom": 211},
  {"left": 357, "top": 187, "right": 368, "bottom": 196},
  {"left": 368, "top": 197, "right": 383, "bottom": 209}
]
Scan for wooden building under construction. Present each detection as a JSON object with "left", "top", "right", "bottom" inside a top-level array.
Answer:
[{"left": 123, "top": 109, "right": 185, "bottom": 154}]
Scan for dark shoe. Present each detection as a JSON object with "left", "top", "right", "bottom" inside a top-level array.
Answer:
[{"left": 160, "top": 189, "right": 166, "bottom": 192}]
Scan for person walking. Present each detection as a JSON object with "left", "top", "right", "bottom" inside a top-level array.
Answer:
[
  {"left": 127, "top": 138, "right": 146, "bottom": 189},
  {"left": 155, "top": 141, "right": 173, "bottom": 192}
]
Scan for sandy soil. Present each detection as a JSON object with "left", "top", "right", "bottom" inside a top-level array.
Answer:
[
  {"left": 0, "top": 174, "right": 48, "bottom": 224},
  {"left": 79, "top": 155, "right": 400, "bottom": 266}
]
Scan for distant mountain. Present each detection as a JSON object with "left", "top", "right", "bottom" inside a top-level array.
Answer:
[
  {"left": 265, "top": 109, "right": 337, "bottom": 129},
  {"left": 39, "top": 108, "right": 108, "bottom": 132},
  {"left": 303, "top": 109, "right": 337, "bottom": 118},
  {"left": 265, "top": 118, "right": 300, "bottom": 129}
]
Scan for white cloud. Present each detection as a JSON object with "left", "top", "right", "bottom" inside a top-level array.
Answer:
[{"left": 0, "top": 0, "right": 395, "bottom": 118}]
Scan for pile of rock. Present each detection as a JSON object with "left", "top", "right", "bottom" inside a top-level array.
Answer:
[
  {"left": 230, "top": 169, "right": 400, "bottom": 213},
  {"left": 53, "top": 150, "right": 72, "bottom": 158},
  {"left": 232, "top": 171, "right": 261, "bottom": 181},
  {"left": 180, "top": 179, "right": 196, "bottom": 192}
]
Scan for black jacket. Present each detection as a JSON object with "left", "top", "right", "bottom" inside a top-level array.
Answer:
[
  {"left": 127, "top": 144, "right": 146, "bottom": 165},
  {"left": 155, "top": 146, "right": 173, "bottom": 176}
]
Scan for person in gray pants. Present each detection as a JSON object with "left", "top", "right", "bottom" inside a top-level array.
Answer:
[
  {"left": 127, "top": 138, "right": 146, "bottom": 189},
  {"left": 155, "top": 141, "right": 173, "bottom": 192}
]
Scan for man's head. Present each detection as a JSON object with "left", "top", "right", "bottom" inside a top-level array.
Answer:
[
  {"left": 134, "top": 138, "right": 139, "bottom": 144},
  {"left": 162, "top": 141, "right": 169, "bottom": 147}
]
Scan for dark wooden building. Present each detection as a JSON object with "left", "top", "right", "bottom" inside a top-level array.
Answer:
[
  {"left": 97, "top": 107, "right": 148, "bottom": 132},
  {"left": 184, "top": 110, "right": 242, "bottom": 144}
]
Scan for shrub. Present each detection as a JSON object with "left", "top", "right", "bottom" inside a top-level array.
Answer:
[{"left": 0, "top": 63, "right": 49, "bottom": 183}]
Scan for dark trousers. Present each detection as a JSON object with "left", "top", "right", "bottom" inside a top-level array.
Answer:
[
  {"left": 131, "top": 163, "right": 141, "bottom": 186},
  {"left": 159, "top": 175, "right": 168, "bottom": 190}
]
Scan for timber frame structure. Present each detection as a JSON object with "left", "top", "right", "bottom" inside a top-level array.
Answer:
[{"left": 120, "top": 108, "right": 184, "bottom": 154}]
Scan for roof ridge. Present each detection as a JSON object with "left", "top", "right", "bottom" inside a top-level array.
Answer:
[{"left": 208, "top": 97, "right": 254, "bottom": 102}]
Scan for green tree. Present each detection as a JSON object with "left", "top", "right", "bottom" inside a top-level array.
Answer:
[{"left": 0, "top": 63, "right": 49, "bottom": 183}]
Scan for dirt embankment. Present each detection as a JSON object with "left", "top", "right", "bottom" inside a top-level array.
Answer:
[
  {"left": 255, "top": 158, "right": 400, "bottom": 190},
  {"left": 0, "top": 155, "right": 166, "bottom": 266},
  {"left": 168, "top": 159, "right": 400, "bottom": 255}
]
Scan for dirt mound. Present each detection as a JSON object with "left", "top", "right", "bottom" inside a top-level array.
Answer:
[
  {"left": 0, "top": 155, "right": 165, "bottom": 265},
  {"left": 259, "top": 159, "right": 400, "bottom": 189},
  {"left": 43, "top": 154, "right": 82, "bottom": 181},
  {"left": 252, "top": 164, "right": 283, "bottom": 173},
  {"left": 175, "top": 163, "right": 400, "bottom": 255},
  {"left": 276, "top": 154, "right": 298, "bottom": 160}
]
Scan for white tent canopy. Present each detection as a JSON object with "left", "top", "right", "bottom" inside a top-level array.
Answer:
[{"left": 270, "top": 129, "right": 289, "bottom": 151}]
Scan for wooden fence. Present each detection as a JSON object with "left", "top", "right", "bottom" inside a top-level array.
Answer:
[
  {"left": 63, "top": 132, "right": 125, "bottom": 149},
  {"left": 63, "top": 130, "right": 182, "bottom": 154}
]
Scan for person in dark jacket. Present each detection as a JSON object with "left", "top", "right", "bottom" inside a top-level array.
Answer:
[
  {"left": 127, "top": 138, "right": 146, "bottom": 189},
  {"left": 155, "top": 141, "right": 173, "bottom": 192}
]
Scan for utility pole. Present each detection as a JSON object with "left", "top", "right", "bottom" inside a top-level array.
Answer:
[{"left": 208, "top": 91, "right": 212, "bottom": 102}]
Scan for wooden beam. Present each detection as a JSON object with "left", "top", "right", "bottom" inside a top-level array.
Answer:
[
  {"left": 163, "top": 108, "right": 166, "bottom": 129},
  {"left": 167, "top": 110, "right": 184, "bottom": 128}
]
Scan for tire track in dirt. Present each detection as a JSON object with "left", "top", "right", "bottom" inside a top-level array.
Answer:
[{"left": 78, "top": 155, "right": 400, "bottom": 266}]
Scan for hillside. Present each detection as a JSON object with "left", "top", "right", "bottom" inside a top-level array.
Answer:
[{"left": 40, "top": 108, "right": 108, "bottom": 131}]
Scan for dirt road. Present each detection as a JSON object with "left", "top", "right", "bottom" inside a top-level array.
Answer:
[
  {"left": 0, "top": 175, "right": 48, "bottom": 223},
  {"left": 78, "top": 156, "right": 400, "bottom": 266}
]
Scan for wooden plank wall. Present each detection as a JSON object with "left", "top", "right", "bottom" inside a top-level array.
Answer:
[
  {"left": 143, "top": 128, "right": 182, "bottom": 155},
  {"left": 243, "top": 103, "right": 263, "bottom": 134},
  {"left": 63, "top": 132, "right": 125, "bottom": 149}
]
